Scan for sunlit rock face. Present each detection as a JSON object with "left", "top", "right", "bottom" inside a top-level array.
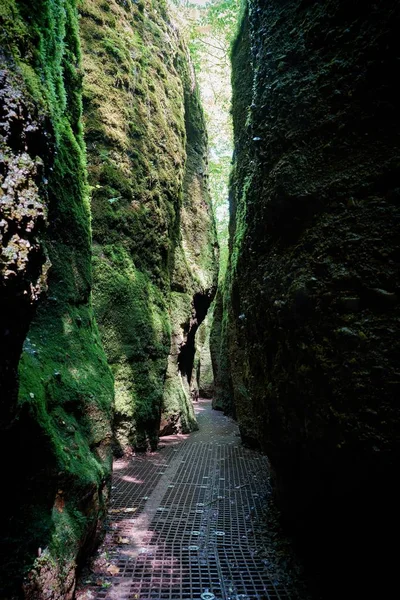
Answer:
[
  {"left": 79, "top": 0, "right": 218, "bottom": 453},
  {"left": 223, "top": 0, "right": 400, "bottom": 596}
]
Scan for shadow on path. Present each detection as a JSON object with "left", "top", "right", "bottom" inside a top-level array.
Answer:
[{"left": 76, "top": 400, "right": 312, "bottom": 600}]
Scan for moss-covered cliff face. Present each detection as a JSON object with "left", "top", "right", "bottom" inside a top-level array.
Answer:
[
  {"left": 218, "top": 0, "right": 400, "bottom": 595},
  {"left": 0, "top": 1, "right": 114, "bottom": 597},
  {"left": 79, "top": 0, "right": 217, "bottom": 452},
  {"left": 196, "top": 315, "right": 214, "bottom": 399},
  {"left": 0, "top": 0, "right": 216, "bottom": 592}
]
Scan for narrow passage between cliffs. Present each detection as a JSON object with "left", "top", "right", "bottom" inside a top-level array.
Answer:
[{"left": 76, "top": 400, "right": 309, "bottom": 600}]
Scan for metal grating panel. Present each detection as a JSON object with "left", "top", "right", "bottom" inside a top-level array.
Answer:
[{"left": 76, "top": 401, "right": 308, "bottom": 600}]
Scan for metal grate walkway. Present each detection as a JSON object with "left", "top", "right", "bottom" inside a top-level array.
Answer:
[{"left": 77, "top": 400, "right": 306, "bottom": 600}]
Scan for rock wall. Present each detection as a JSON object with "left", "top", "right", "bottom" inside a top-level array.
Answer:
[
  {"left": 79, "top": 0, "right": 217, "bottom": 452},
  {"left": 218, "top": 0, "right": 400, "bottom": 595},
  {"left": 197, "top": 315, "right": 214, "bottom": 399},
  {"left": 1, "top": 0, "right": 216, "bottom": 595},
  {"left": 0, "top": 0, "right": 114, "bottom": 597}
]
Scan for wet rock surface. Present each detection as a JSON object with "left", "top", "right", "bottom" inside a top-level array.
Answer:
[{"left": 76, "top": 399, "right": 312, "bottom": 600}]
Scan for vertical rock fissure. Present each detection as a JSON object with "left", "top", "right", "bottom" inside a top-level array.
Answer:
[{"left": 177, "top": 291, "right": 215, "bottom": 386}]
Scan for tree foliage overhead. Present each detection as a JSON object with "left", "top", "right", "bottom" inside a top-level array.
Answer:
[{"left": 171, "top": 0, "right": 242, "bottom": 279}]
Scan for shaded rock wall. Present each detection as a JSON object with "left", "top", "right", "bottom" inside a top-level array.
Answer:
[
  {"left": 197, "top": 315, "right": 214, "bottom": 399},
  {"left": 79, "top": 0, "right": 217, "bottom": 451},
  {"left": 210, "top": 288, "right": 234, "bottom": 412},
  {"left": 0, "top": 0, "right": 114, "bottom": 596},
  {"left": 218, "top": 0, "right": 400, "bottom": 595}
]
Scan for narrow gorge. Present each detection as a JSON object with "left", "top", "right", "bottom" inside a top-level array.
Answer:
[{"left": 1, "top": 1, "right": 399, "bottom": 599}]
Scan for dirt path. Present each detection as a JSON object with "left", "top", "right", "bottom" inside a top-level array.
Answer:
[{"left": 76, "top": 399, "right": 309, "bottom": 600}]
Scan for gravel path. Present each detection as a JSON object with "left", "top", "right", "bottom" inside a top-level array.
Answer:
[{"left": 76, "top": 399, "right": 311, "bottom": 600}]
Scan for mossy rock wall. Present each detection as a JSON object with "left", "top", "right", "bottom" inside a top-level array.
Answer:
[
  {"left": 79, "top": 0, "right": 217, "bottom": 451},
  {"left": 223, "top": 0, "right": 400, "bottom": 596},
  {"left": 197, "top": 315, "right": 214, "bottom": 399},
  {"left": 0, "top": 0, "right": 114, "bottom": 597}
]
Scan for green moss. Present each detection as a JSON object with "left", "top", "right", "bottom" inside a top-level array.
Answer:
[
  {"left": 18, "top": 304, "right": 113, "bottom": 485},
  {"left": 92, "top": 244, "right": 170, "bottom": 450},
  {"left": 230, "top": 172, "right": 251, "bottom": 272},
  {"left": 80, "top": 0, "right": 217, "bottom": 451},
  {"left": 162, "top": 292, "right": 198, "bottom": 430},
  {"left": 0, "top": 0, "right": 113, "bottom": 593},
  {"left": 198, "top": 315, "right": 214, "bottom": 398},
  {"left": 163, "top": 47, "right": 218, "bottom": 427},
  {"left": 80, "top": 0, "right": 186, "bottom": 295},
  {"left": 211, "top": 6, "right": 252, "bottom": 416},
  {"left": 162, "top": 364, "right": 198, "bottom": 432},
  {"left": 210, "top": 285, "right": 234, "bottom": 413}
]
